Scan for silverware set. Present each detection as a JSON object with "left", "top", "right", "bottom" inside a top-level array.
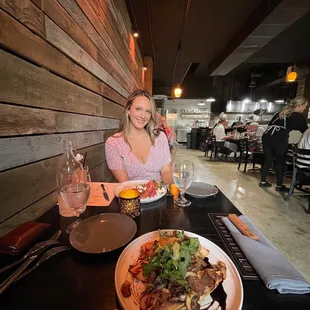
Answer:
[{"left": 0, "top": 230, "right": 70, "bottom": 295}]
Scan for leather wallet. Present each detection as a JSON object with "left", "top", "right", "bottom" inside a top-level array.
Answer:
[{"left": 0, "top": 221, "right": 51, "bottom": 255}]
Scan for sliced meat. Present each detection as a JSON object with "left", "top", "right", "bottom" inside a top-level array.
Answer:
[{"left": 187, "top": 276, "right": 206, "bottom": 296}]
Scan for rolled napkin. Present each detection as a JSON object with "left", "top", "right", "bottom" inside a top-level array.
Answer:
[{"left": 222, "top": 215, "right": 310, "bottom": 294}]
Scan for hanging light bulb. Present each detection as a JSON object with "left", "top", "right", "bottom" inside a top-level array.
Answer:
[
  {"left": 287, "top": 71, "right": 297, "bottom": 82},
  {"left": 174, "top": 86, "right": 182, "bottom": 98}
]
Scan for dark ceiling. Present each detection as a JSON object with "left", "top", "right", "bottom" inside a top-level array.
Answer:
[{"left": 126, "top": 0, "right": 310, "bottom": 98}]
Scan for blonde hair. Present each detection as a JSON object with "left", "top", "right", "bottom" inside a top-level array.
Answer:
[
  {"left": 119, "top": 89, "right": 159, "bottom": 146},
  {"left": 279, "top": 96, "right": 308, "bottom": 118}
]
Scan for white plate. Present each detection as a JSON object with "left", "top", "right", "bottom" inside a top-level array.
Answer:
[
  {"left": 69, "top": 213, "right": 137, "bottom": 254},
  {"left": 115, "top": 230, "right": 243, "bottom": 310},
  {"left": 115, "top": 180, "right": 167, "bottom": 204},
  {"left": 186, "top": 182, "right": 219, "bottom": 198}
]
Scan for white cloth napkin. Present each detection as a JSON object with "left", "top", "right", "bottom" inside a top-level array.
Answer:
[{"left": 222, "top": 215, "right": 310, "bottom": 294}]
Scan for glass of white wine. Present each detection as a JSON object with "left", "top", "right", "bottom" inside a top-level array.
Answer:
[
  {"left": 59, "top": 168, "right": 91, "bottom": 234},
  {"left": 172, "top": 160, "right": 194, "bottom": 207}
]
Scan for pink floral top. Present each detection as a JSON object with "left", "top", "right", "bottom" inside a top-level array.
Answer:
[{"left": 105, "top": 132, "right": 171, "bottom": 181}]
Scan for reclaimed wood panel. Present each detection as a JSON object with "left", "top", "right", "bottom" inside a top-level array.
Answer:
[
  {"left": 103, "top": 129, "right": 119, "bottom": 142},
  {"left": 102, "top": 0, "right": 144, "bottom": 72},
  {"left": 0, "top": 0, "right": 45, "bottom": 38},
  {"left": 102, "top": 98, "right": 124, "bottom": 119},
  {"left": 0, "top": 104, "right": 120, "bottom": 137},
  {"left": 0, "top": 9, "right": 125, "bottom": 104},
  {"left": 0, "top": 157, "right": 60, "bottom": 223},
  {"left": 45, "top": 16, "right": 129, "bottom": 98},
  {"left": 74, "top": 0, "right": 140, "bottom": 88},
  {"left": 42, "top": 0, "right": 135, "bottom": 95},
  {"left": 0, "top": 49, "right": 102, "bottom": 116},
  {"left": 0, "top": 104, "right": 55, "bottom": 136},
  {"left": 0, "top": 191, "right": 57, "bottom": 236},
  {"left": 31, "top": 0, "right": 41, "bottom": 9},
  {"left": 0, "top": 131, "right": 107, "bottom": 171},
  {"left": 55, "top": 113, "right": 119, "bottom": 133},
  {"left": 0, "top": 143, "right": 106, "bottom": 223},
  {"left": 89, "top": 160, "right": 111, "bottom": 182},
  {"left": 98, "top": 0, "right": 143, "bottom": 84}
]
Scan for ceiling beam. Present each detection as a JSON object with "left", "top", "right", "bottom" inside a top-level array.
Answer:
[{"left": 210, "top": 0, "right": 310, "bottom": 76}]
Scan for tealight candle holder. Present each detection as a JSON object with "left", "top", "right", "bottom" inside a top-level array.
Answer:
[{"left": 118, "top": 189, "right": 140, "bottom": 218}]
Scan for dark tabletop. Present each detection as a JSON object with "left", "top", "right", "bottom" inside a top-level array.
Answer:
[{"left": 0, "top": 190, "right": 309, "bottom": 310}]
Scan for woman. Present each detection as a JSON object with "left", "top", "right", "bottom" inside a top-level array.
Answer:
[
  {"left": 259, "top": 96, "right": 308, "bottom": 192},
  {"left": 105, "top": 89, "right": 173, "bottom": 184}
]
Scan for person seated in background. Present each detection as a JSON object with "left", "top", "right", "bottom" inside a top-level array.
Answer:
[
  {"left": 248, "top": 122, "right": 265, "bottom": 140},
  {"left": 105, "top": 89, "right": 173, "bottom": 184},
  {"left": 213, "top": 117, "right": 237, "bottom": 154},
  {"left": 246, "top": 122, "right": 265, "bottom": 152}
]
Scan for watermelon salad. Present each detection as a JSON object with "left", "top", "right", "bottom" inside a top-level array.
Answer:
[{"left": 135, "top": 180, "right": 166, "bottom": 199}]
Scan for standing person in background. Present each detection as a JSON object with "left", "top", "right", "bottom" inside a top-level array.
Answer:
[
  {"left": 231, "top": 116, "right": 244, "bottom": 128},
  {"left": 259, "top": 96, "right": 308, "bottom": 192},
  {"left": 105, "top": 90, "right": 173, "bottom": 184}
]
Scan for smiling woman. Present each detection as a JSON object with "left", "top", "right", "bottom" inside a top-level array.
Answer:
[{"left": 105, "top": 89, "right": 173, "bottom": 184}]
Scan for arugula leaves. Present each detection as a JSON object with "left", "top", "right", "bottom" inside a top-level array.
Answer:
[{"left": 142, "top": 233, "right": 199, "bottom": 288}]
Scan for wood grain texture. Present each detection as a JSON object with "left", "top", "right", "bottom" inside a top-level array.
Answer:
[
  {"left": 45, "top": 16, "right": 129, "bottom": 98},
  {"left": 0, "top": 103, "right": 120, "bottom": 137},
  {"left": 97, "top": 0, "right": 143, "bottom": 84},
  {"left": 0, "top": 9, "right": 123, "bottom": 103},
  {"left": 103, "top": 129, "right": 119, "bottom": 142},
  {"left": 42, "top": 0, "right": 135, "bottom": 94},
  {"left": 0, "top": 49, "right": 102, "bottom": 116},
  {"left": 0, "top": 0, "right": 45, "bottom": 38},
  {"left": 102, "top": 0, "right": 143, "bottom": 74},
  {"left": 31, "top": 0, "right": 41, "bottom": 9},
  {"left": 0, "top": 131, "right": 107, "bottom": 171},
  {"left": 74, "top": 0, "right": 140, "bottom": 88},
  {"left": 0, "top": 142, "right": 107, "bottom": 223},
  {"left": 0, "top": 104, "right": 55, "bottom": 136},
  {"left": 89, "top": 160, "right": 111, "bottom": 182},
  {"left": 102, "top": 98, "right": 124, "bottom": 119},
  {"left": 0, "top": 191, "right": 57, "bottom": 236}
]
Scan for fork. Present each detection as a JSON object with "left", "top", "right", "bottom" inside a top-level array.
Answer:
[
  {"left": 16, "top": 246, "right": 70, "bottom": 282},
  {"left": 0, "top": 239, "right": 60, "bottom": 275}
]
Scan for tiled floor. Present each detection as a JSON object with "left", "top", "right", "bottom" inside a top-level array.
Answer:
[{"left": 175, "top": 147, "right": 310, "bottom": 281}]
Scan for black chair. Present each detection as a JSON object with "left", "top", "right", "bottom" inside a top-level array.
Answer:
[
  {"left": 209, "top": 135, "right": 218, "bottom": 161},
  {"left": 286, "top": 147, "right": 310, "bottom": 214},
  {"left": 238, "top": 138, "right": 251, "bottom": 172},
  {"left": 204, "top": 134, "right": 213, "bottom": 157}
]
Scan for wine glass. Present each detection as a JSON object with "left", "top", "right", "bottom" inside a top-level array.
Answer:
[
  {"left": 59, "top": 167, "right": 91, "bottom": 234},
  {"left": 172, "top": 160, "right": 194, "bottom": 207}
]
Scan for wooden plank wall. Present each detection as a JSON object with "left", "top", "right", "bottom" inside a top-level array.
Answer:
[{"left": 0, "top": 0, "right": 143, "bottom": 235}]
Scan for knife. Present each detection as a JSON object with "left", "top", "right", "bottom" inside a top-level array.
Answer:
[
  {"left": 101, "top": 183, "right": 110, "bottom": 201},
  {"left": 0, "top": 230, "right": 61, "bottom": 295}
]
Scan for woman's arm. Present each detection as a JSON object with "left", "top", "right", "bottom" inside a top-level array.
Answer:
[
  {"left": 105, "top": 136, "right": 130, "bottom": 183},
  {"left": 161, "top": 163, "right": 173, "bottom": 184},
  {"left": 110, "top": 169, "right": 130, "bottom": 183}
]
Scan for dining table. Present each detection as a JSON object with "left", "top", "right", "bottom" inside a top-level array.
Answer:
[{"left": 0, "top": 188, "right": 309, "bottom": 310}]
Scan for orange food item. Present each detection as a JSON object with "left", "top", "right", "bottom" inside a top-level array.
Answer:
[{"left": 170, "top": 184, "right": 179, "bottom": 200}]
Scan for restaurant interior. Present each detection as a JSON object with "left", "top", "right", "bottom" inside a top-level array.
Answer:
[{"left": 0, "top": 0, "right": 310, "bottom": 309}]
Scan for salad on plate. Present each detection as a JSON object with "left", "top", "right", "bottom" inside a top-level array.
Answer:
[
  {"left": 135, "top": 180, "right": 166, "bottom": 199},
  {"left": 120, "top": 230, "right": 227, "bottom": 310}
]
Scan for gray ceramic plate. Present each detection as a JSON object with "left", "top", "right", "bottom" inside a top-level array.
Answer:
[
  {"left": 186, "top": 182, "right": 218, "bottom": 198},
  {"left": 70, "top": 213, "right": 137, "bottom": 254}
]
